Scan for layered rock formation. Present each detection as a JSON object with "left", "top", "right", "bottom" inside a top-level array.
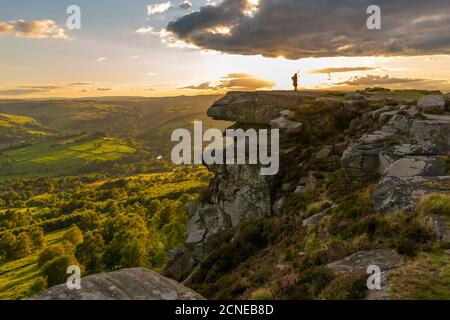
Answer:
[
  {"left": 168, "top": 90, "right": 449, "bottom": 298},
  {"left": 178, "top": 92, "right": 311, "bottom": 267},
  {"left": 341, "top": 103, "right": 450, "bottom": 214},
  {"left": 167, "top": 90, "right": 365, "bottom": 279}
]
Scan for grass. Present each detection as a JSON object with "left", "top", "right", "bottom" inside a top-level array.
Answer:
[
  {"left": 0, "top": 229, "right": 67, "bottom": 300},
  {"left": 389, "top": 251, "right": 450, "bottom": 300},
  {"left": 0, "top": 113, "right": 38, "bottom": 126},
  {"left": 418, "top": 193, "right": 450, "bottom": 217},
  {"left": 0, "top": 136, "right": 135, "bottom": 180}
]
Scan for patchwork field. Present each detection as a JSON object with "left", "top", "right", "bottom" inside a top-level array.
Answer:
[{"left": 0, "top": 136, "right": 135, "bottom": 180}]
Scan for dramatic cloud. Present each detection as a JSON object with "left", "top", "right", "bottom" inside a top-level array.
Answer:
[
  {"left": 166, "top": 0, "right": 450, "bottom": 59},
  {"left": 0, "top": 19, "right": 67, "bottom": 39},
  {"left": 148, "top": 2, "right": 173, "bottom": 15},
  {"left": 308, "top": 67, "right": 376, "bottom": 74},
  {"left": 333, "top": 74, "right": 450, "bottom": 90},
  {"left": 181, "top": 73, "right": 275, "bottom": 90},
  {"left": 178, "top": 1, "right": 193, "bottom": 10}
]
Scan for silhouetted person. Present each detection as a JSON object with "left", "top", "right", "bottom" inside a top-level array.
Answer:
[{"left": 292, "top": 72, "right": 299, "bottom": 91}]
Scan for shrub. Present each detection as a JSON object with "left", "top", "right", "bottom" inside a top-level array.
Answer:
[
  {"left": 28, "top": 277, "right": 48, "bottom": 295},
  {"left": 320, "top": 272, "right": 367, "bottom": 300},
  {"left": 250, "top": 288, "right": 273, "bottom": 300},
  {"left": 63, "top": 224, "right": 84, "bottom": 246},
  {"left": 43, "top": 255, "right": 78, "bottom": 287},
  {"left": 276, "top": 267, "right": 335, "bottom": 300}
]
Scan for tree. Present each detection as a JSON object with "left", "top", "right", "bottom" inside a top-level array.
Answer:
[
  {"left": 102, "top": 213, "right": 149, "bottom": 269},
  {"left": 38, "top": 244, "right": 66, "bottom": 267},
  {"left": 63, "top": 224, "right": 84, "bottom": 246},
  {"left": 29, "top": 226, "right": 45, "bottom": 249},
  {"left": 0, "top": 231, "right": 17, "bottom": 261},
  {"left": 16, "top": 232, "right": 33, "bottom": 258},
  {"left": 43, "top": 255, "right": 78, "bottom": 287},
  {"left": 78, "top": 210, "right": 100, "bottom": 231},
  {"left": 76, "top": 231, "right": 105, "bottom": 273}
]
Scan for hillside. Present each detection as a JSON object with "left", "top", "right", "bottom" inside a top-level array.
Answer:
[
  {"left": 1, "top": 90, "right": 449, "bottom": 301},
  {"left": 166, "top": 89, "right": 450, "bottom": 300},
  {"left": 0, "top": 95, "right": 227, "bottom": 155},
  {"left": 0, "top": 167, "right": 211, "bottom": 299}
]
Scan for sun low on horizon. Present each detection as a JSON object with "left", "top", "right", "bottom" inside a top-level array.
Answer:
[{"left": 1, "top": 0, "right": 450, "bottom": 99}]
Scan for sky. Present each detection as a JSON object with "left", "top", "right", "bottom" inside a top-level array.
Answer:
[{"left": 0, "top": 0, "right": 449, "bottom": 98}]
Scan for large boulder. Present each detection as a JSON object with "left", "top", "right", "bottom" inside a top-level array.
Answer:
[
  {"left": 30, "top": 268, "right": 205, "bottom": 300},
  {"left": 326, "top": 249, "right": 403, "bottom": 274},
  {"left": 207, "top": 91, "right": 304, "bottom": 124},
  {"left": 372, "top": 176, "right": 449, "bottom": 214},
  {"left": 417, "top": 95, "right": 445, "bottom": 114},
  {"left": 184, "top": 163, "right": 275, "bottom": 261},
  {"left": 342, "top": 111, "right": 450, "bottom": 181}
]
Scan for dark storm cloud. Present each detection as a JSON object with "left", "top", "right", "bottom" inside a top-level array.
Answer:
[{"left": 166, "top": 0, "right": 450, "bottom": 59}]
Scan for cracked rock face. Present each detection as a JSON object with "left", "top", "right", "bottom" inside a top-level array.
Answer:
[
  {"left": 342, "top": 106, "right": 450, "bottom": 215},
  {"left": 326, "top": 250, "right": 404, "bottom": 301},
  {"left": 184, "top": 164, "right": 275, "bottom": 260},
  {"left": 326, "top": 250, "right": 404, "bottom": 274},
  {"left": 373, "top": 176, "right": 449, "bottom": 214},
  {"left": 30, "top": 268, "right": 205, "bottom": 300}
]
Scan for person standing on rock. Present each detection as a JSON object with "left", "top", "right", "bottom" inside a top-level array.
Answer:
[{"left": 292, "top": 71, "right": 299, "bottom": 91}]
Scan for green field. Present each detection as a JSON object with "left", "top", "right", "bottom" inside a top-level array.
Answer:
[
  {"left": 0, "top": 229, "right": 67, "bottom": 300},
  {"left": 0, "top": 136, "right": 135, "bottom": 180},
  {"left": 0, "top": 113, "right": 38, "bottom": 126}
]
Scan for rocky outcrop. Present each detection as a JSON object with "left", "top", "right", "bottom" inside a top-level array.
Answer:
[
  {"left": 168, "top": 91, "right": 352, "bottom": 277},
  {"left": 326, "top": 249, "right": 404, "bottom": 274},
  {"left": 30, "top": 268, "right": 205, "bottom": 300},
  {"left": 167, "top": 91, "right": 448, "bottom": 292},
  {"left": 342, "top": 101, "right": 450, "bottom": 214},
  {"left": 417, "top": 95, "right": 446, "bottom": 113},
  {"left": 302, "top": 205, "right": 337, "bottom": 226},
  {"left": 326, "top": 249, "right": 404, "bottom": 300},
  {"left": 207, "top": 91, "right": 305, "bottom": 124},
  {"left": 184, "top": 164, "right": 275, "bottom": 260}
]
